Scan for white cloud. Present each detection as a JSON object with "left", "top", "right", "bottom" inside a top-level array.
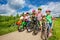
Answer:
[
  {"left": 18, "top": 4, "right": 38, "bottom": 14},
  {"left": 0, "top": 0, "right": 26, "bottom": 16},
  {"left": 40, "top": 2, "right": 60, "bottom": 17},
  {"left": 0, "top": 4, "right": 15, "bottom": 16},
  {"left": 27, "top": 4, "right": 38, "bottom": 12},
  {"left": 0, "top": 0, "right": 60, "bottom": 17},
  {"left": 27, "top": 2, "right": 60, "bottom": 17},
  {"left": 28, "top": 4, "right": 37, "bottom": 9},
  {"left": 0, "top": 4, "right": 16, "bottom": 16},
  {"left": 8, "top": 0, "right": 25, "bottom": 9}
]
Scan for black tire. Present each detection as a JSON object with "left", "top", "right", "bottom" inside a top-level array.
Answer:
[
  {"left": 33, "top": 25, "right": 38, "bottom": 35},
  {"left": 41, "top": 22, "right": 49, "bottom": 40},
  {"left": 18, "top": 25, "right": 24, "bottom": 32},
  {"left": 44, "top": 28, "right": 48, "bottom": 40},
  {"left": 33, "top": 29, "right": 36, "bottom": 35},
  {"left": 26, "top": 21, "right": 32, "bottom": 32},
  {"left": 27, "top": 27, "right": 30, "bottom": 32}
]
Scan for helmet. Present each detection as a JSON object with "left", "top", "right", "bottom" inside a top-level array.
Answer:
[
  {"left": 38, "top": 8, "right": 42, "bottom": 10},
  {"left": 46, "top": 10, "right": 51, "bottom": 12},
  {"left": 26, "top": 12, "right": 29, "bottom": 14},
  {"left": 32, "top": 10, "right": 36, "bottom": 12}
]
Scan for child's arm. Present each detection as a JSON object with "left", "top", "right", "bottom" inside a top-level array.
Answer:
[{"left": 52, "top": 17, "right": 56, "bottom": 20}]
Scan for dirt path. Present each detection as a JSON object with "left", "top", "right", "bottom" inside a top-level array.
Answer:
[{"left": 0, "top": 30, "right": 42, "bottom": 40}]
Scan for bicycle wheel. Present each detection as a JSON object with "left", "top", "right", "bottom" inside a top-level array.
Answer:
[
  {"left": 33, "top": 25, "right": 38, "bottom": 35},
  {"left": 41, "top": 22, "right": 48, "bottom": 40},
  {"left": 44, "top": 23, "right": 49, "bottom": 40},
  {"left": 44, "top": 27, "right": 48, "bottom": 40}
]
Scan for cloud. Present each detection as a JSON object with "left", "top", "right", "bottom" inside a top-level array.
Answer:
[
  {"left": 8, "top": 0, "right": 25, "bottom": 10},
  {"left": 27, "top": 4, "right": 38, "bottom": 12},
  {"left": 0, "top": 0, "right": 60, "bottom": 17},
  {"left": 0, "top": 0, "right": 26, "bottom": 16},
  {"left": 0, "top": 4, "right": 16, "bottom": 16},
  {"left": 18, "top": 4, "right": 38, "bottom": 14},
  {"left": 40, "top": 2, "right": 60, "bottom": 17},
  {"left": 28, "top": 4, "right": 37, "bottom": 8},
  {"left": 26, "top": 2, "right": 60, "bottom": 17}
]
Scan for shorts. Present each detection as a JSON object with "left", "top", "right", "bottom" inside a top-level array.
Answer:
[
  {"left": 47, "top": 23, "right": 52, "bottom": 31},
  {"left": 49, "top": 23, "right": 52, "bottom": 29}
]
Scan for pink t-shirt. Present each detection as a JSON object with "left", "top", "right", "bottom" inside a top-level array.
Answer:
[{"left": 36, "top": 12, "right": 43, "bottom": 21}]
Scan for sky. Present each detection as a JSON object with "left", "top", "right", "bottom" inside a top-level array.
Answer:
[{"left": 0, "top": 0, "right": 60, "bottom": 17}]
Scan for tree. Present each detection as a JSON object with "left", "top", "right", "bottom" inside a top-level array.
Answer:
[
  {"left": 59, "top": 14, "right": 60, "bottom": 17},
  {"left": 16, "top": 13, "right": 20, "bottom": 18}
]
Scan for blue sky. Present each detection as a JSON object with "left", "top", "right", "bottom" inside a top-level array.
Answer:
[
  {"left": 0, "top": 0, "right": 60, "bottom": 17},
  {"left": 25, "top": 0, "right": 60, "bottom": 6}
]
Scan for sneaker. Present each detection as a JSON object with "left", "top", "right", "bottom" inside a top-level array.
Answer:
[
  {"left": 49, "top": 33, "right": 52, "bottom": 37},
  {"left": 28, "top": 29, "right": 31, "bottom": 31}
]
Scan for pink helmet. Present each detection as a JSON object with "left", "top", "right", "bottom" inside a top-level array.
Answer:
[
  {"left": 32, "top": 10, "right": 36, "bottom": 12},
  {"left": 46, "top": 10, "right": 51, "bottom": 12}
]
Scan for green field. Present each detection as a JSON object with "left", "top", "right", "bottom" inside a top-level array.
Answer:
[
  {"left": 0, "top": 15, "right": 60, "bottom": 40},
  {"left": 0, "top": 21, "right": 18, "bottom": 36},
  {"left": 0, "top": 15, "right": 18, "bottom": 36},
  {"left": 49, "top": 18, "right": 60, "bottom": 40},
  {"left": 0, "top": 24, "right": 17, "bottom": 36}
]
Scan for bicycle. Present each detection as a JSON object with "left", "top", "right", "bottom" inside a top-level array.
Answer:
[
  {"left": 31, "top": 16, "right": 39, "bottom": 35},
  {"left": 26, "top": 21, "right": 32, "bottom": 32},
  {"left": 18, "top": 20, "right": 27, "bottom": 32},
  {"left": 41, "top": 16, "right": 49, "bottom": 40}
]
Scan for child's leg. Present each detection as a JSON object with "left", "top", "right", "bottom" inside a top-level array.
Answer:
[
  {"left": 40, "top": 21, "right": 42, "bottom": 30},
  {"left": 49, "top": 23, "right": 52, "bottom": 37},
  {"left": 49, "top": 23, "right": 53, "bottom": 33}
]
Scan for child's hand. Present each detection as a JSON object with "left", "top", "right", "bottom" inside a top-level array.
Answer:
[{"left": 52, "top": 17, "right": 56, "bottom": 20}]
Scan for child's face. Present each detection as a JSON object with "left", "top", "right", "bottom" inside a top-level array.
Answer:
[
  {"left": 27, "top": 14, "right": 28, "bottom": 16},
  {"left": 43, "top": 17, "right": 46, "bottom": 20},
  {"left": 32, "top": 13, "right": 35, "bottom": 16},
  {"left": 24, "top": 14, "right": 26, "bottom": 16},
  {"left": 26, "top": 14, "right": 29, "bottom": 16},
  {"left": 42, "top": 16, "right": 46, "bottom": 21},
  {"left": 38, "top": 10, "right": 42, "bottom": 13},
  {"left": 46, "top": 12, "right": 50, "bottom": 15}
]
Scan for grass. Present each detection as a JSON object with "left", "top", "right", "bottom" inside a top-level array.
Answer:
[
  {"left": 0, "top": 18, "right": 60, "bottom": 40},
  {"left": 0, "top": 20, "right": 18, "bottom": 36},
  {"left": 0, "top": 26, "right": 17, "bottom": 36},
  {"left": 49, "top": 18, "right": 60, "bottom": 40}
]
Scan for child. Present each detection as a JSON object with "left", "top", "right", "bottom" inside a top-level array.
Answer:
[
  {"left": 31, "top": 10, "right": 39, "bottom": 33},
  {"left": 31, "top": 10, "right": 37, "bottom": 23},
  {"left": 41, "top": 15, "right": 47, "bottom": 39},
  {"left": 46, "top": 10, "right": 53, "bottom": 37},
  {"left": 36, "top": 8, "right": 43, "bottom": 30},
  {"left": 18, "top": 14, "right": 27, "bottom": 31},
  {"left": 24, "top": 12, "right": 31, "bottom": 31},
  {"left": 16, "top": 14, "right": 24, "bottom": 30}
]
